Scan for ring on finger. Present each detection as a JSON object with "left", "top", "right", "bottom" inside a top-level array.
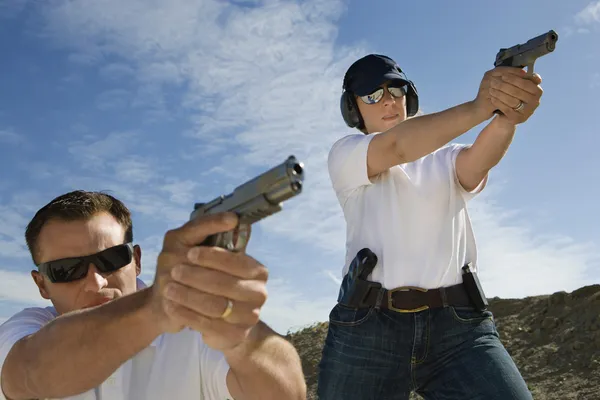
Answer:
[
  {"left": 220, "top": 299, "right": 234, "bottom": 319},
  {"left": 513, "top": 101, "right": 525, "bottom": 112}
]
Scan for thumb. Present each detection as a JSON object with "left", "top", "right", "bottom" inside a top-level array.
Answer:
[
  {"left": 530, "top": 73, "right": 542, "bottom": 85},
  {"left": 168, "top": 212, "right": 239, "bottom": 249}
]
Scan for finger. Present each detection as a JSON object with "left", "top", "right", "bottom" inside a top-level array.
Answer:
[
  {"left": 490, "top": 77, "right": 538, "bottom": 106},
  {"left": 164, "top": 212, "right": 239, "bottom": 250},
  {"left": 500, "top": 73, "right": 542, "bottom": 97},
  {"left": 490, "top": 96, "right": 519, "bottom": 120},
  {"left": 489, "top": 66, "right": 526, "bottom": 78},
  {"left": 529, "top": 73, "right": 542, "bottom": 85},
  {"left": 186, "top": 245, "right": 268, "bottom": 281},
  {"left": 165, "top": 301, "right": 253, "bottom": 345},
  {"left": 489, "top": 87, "right": 524, "bottom": 110},
  {"left": 164, "top": 282, "right": 261, "bottom": 325},
  {"left": 171, "top": 264, "right": 269, "bottom": 306}
]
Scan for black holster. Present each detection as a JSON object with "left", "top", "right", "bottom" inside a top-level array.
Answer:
[
  {"left": 461, "top": 263, "right": 489, "bottom": 311},
  {"left": 337, "top": 248, "right": 381, "bottom": 308}
]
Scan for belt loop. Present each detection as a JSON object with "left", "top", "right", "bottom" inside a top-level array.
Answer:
[
  {"left": 374, "top": 288, "right": 385, "bottom": 310},
  {"left": 439, "top": 286, "right": 448, "bottom": 308}
]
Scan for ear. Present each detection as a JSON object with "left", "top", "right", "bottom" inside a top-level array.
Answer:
[
  {"left": 133, "top": 244, "right": 142, "bottom": 276},
  {"left": 31, "top": 270, "right": 51, "bottom": 300}
]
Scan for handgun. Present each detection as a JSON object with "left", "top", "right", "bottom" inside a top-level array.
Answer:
[
  {"left": 338, "top": 248, "right": 381, "bottom": 308},
  {"left": 494, "top": 29, "right": 558, "bottom": 77},
  {"left": 189, "top": 155, "right": 304, "bottom": 252}
]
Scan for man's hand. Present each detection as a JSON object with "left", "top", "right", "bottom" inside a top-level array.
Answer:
[{"left": 152, "top": 212, "right": 268, "bottom": 351}]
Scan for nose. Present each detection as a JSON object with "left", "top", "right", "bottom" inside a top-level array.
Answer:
[
  {"left": 381, "top": 88, "right": 396, "bottom": 106},
  {"left": 82, "top": 263, "right": 109, "bottom": 292}
]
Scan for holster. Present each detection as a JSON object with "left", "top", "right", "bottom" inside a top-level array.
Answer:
[
  {"left": 461, "top": 263, "right": 489, "bottom": 311},
  {"left": 337, "top": 248, "right": 381, "bottom": 308}
]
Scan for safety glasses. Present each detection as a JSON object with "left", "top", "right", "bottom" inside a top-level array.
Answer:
[
  {"left": 37, "top": 243, "right": 134, "bottom": 283},
  {"left": 359, "top": 84, "right": 407, "bottom": 104}
]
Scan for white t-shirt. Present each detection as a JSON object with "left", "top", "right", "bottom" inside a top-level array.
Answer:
[
  {"left": 328, "top": 133, "right": 486, "bottom": 290},
  {"left": 0, "top": 280, "right": 233, "bottom": 400}
]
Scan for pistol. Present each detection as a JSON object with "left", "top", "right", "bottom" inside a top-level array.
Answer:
[
  {"left": 189, "top": 155, "right": 304, "bottom": 252},
  {"left": 338, "top": 248, "right": 381, "bottom": 308},
  {"left": 494, "top": 30, "right": 558, "bottom": 76}
]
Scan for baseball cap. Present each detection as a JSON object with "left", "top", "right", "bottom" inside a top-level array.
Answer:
[{"left": 343, "top": 54, "right": 410, "bottom": 96}]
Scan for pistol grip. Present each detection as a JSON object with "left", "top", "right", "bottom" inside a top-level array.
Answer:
[{"left": 202, "top": 222, "right": 251, "bottom": 252}]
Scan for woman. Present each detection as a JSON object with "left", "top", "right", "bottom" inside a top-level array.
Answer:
[{"left": 317, "top": 53, "right": 543, "bottom": 400}]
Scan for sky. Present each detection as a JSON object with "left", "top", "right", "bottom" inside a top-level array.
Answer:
[{"left": 0, "top": 0, "right": 598, "bottom": 335}]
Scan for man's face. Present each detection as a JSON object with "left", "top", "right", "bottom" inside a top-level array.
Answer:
[
  {"left": 356, "top": 81, "right": 408, "bottom": 134},
  {"left": 31, "top": 212, "right": 142, "bottom": 315}
]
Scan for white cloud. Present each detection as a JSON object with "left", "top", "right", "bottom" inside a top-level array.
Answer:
[
  {"left": 95, "top": 89, "right": 131, "bottom": 111},
  {"left": 114, "top": 158, "right": 158, "bottom": 184},
  {"left": 259, "top": 278, "right": 336, "bottom": 334},
  {"left": 0, "top": 128, "right": 23, "bottom": 145},
  {"left": 575, "top": 1, "right": 600, "bottom": 25},
  {"left": 468, "top": 185, "right": 600, "bottom": 298},
  {"left": 99, "top": 63, "right": 135, "bottom": 81},
  {"left": 0, "top": 269, "right": 48, "bottom": 306},
  {"left": 592, "top": 73, "right": 600, "bottom": 88},
  {"left": 0, "top": 0, "right": 27, "bottom": 19},
  {"left": 68, "top": 131, "right": 138, "bottom": 169}
]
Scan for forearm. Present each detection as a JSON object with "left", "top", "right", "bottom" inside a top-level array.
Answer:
[
  {"left": 394, "top": 100, "right": 489, "bottom": 163},
  {"left": 224, "top": 321, "right": 306, "bottom": 400},
  {"left": 2, "top": 288, "right": 161, "bottom": 399},
  {"left": 468, "top": 116, "right": 517, "bottom": 172}
]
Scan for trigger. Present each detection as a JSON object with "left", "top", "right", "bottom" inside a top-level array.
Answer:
[
  {"left": 231, "top": 223, "right": 250, "bottom": 252},
  {"left": 525, "top": 62, "right": 535, "bottom": 78}
]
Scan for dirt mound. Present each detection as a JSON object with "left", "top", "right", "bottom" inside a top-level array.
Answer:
[{"left": 286, "top": 285, "right": 600, "bottom": 400}]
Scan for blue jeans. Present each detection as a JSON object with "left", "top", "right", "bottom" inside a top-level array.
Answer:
[{"left": 317, "top": 301, "right": 532, "bottom": 399}]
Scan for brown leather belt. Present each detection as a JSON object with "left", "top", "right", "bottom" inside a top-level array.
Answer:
[{"left": 377, "top": 283, "right": 473, "bottom": 313}]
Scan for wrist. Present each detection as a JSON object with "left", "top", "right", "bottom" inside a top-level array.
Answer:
[
  {"left": 491, "top": 115, "right": 518, "bottom": 132},
  {"left": 222, "top": 322, "right": 270, "bottom": 365},
  {"left": 136, "top": 287, "right": 167, "bottom": 337},
  {"left": 466, "top": 100, "right": 493, "bottom": 124}
]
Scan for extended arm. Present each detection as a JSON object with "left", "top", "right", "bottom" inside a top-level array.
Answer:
[
  {"left": 455, "top": 116, "right": 516, "bottom": 191},
  {"left": 367, "top": 100, "right": 489, "bottom": 178},
  {"left": 224, "top": 321, "right": 306, "bottom": 400},
  {"left": 455, "top": 70, "right": 543, "bottom": 191},
  {"left": 1, "top": 288, "right": 161, "bottom": 400}
]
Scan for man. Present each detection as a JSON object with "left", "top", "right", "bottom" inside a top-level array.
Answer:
[
  {"left": 317, "top": 54, "right": 544, "bottom": 399},
  {"left": 0, "top": 190, "right": 306, "bottom": 400}
]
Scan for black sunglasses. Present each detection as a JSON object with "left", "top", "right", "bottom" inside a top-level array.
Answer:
[
  {"left": 37, "top": 243, "right": 134, "bottom": 283},
  {"left": 359, "top": 84, "right": 407, "bottom": 105}
]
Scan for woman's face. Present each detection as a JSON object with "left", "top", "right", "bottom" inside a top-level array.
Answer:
[{"left": 356, "top": 81, "right": 408, "bottom": 134}]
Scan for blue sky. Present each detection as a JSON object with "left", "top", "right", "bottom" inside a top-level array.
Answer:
[{"left": 0, "top": 0, "right": 598, "bottom": 334}]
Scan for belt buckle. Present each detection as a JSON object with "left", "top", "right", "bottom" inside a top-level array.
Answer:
[{"left": 388, "top": 286, "right": 430, "bottom": 313}]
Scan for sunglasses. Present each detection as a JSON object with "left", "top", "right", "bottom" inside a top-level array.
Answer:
[
  {"left": 359, "top": 84, "right": 407, "bottom": 105},
  {"left": 37, "top": 243, "right": 134, "bottom": 283}
]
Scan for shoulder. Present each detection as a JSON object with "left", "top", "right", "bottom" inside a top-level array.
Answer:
[
  {"left": 418, "top": 143, "right": 470, "bottom": 169},
  {"left": 329, "top": 133, "right": 374, "bottom": 157},
  {"left": 432, "top": 143, "right": 469, "bottom": 158}
]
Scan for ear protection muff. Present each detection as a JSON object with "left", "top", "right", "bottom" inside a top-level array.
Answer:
[
  {"left": 340, "top": 79, "right": 420, "bottom": 129},
  {"left": 340, "top": 90, "right": 364, "bottom": 129}
]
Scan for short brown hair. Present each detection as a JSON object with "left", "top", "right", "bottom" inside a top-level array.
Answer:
[{"left": 25, "top": 190, "right": 133, "bottom": 264}]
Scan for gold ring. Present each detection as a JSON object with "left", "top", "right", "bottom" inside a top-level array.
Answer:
[{"left": 220, "top": 299, "right": 233, "bottom": 319}]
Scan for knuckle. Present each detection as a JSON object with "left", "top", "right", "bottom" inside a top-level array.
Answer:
[
  {"left": 254, "top": 265, "right": 269, "bottom": 281},
  {"left": 248, "top": 308, "right": 261, "bottom": 325},
  {"left": 163, "top": 229, "right": 178, "bottom": 245},
  {"left": 255, "top": 286, "right": 268, "bottom": 306}
]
